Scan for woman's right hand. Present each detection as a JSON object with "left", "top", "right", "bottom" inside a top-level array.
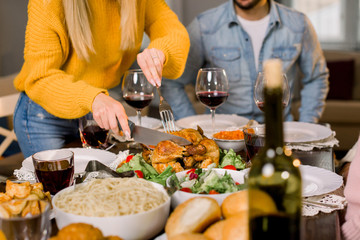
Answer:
[{"left": 91, "top": 93, "right": 131, "bottom": 138}]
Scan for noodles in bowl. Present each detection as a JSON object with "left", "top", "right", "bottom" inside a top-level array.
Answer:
[
  {"left": 52, "top": 178, "right": 171, "bottom": 239},
  {"left": 54, "top": 178, "right": 168, "bottom": 217}
]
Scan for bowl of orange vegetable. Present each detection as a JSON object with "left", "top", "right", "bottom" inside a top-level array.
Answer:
[{"left": 212, "top": 129, "right": 245, "bottom": 153}]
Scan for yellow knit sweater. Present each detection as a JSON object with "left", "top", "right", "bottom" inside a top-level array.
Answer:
[{"left": 14, "top": 0, "right": 190, "bottom": 119}]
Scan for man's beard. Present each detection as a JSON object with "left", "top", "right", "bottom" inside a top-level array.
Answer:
[{"left": 233, "top": 0, "right": 264, "bottom": 10}]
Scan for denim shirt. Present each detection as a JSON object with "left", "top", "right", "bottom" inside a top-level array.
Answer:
[{"left": 161, "top": 0, "right": 329, "bottom": 123}]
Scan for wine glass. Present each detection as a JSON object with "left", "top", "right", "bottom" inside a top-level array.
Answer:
[
  {"left": 79, "top": 114, "right": 110, "bottom": 149},
  {"left": 254, "top": 72, "right": 290, "bottom": 111},
  {"left": 122, "top": 69, "right": 154, "bottom": 126},
  {"left": 195, "top": 68, "right": 229, "bottom": 133}
]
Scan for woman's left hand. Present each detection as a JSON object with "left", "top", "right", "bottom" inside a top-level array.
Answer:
[{"left": 137, "top": 48, "right": 165, "bottom": 87}]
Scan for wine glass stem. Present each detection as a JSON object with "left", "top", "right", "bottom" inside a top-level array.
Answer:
[
  {"left": 136, "top": 110, "right": 142, "bottom": 126},
  {"left": 210, "top": 108, "right": 215, "bottom": 133}
]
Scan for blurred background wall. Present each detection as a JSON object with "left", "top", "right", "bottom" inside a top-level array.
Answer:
[{"left": 0, "top": 0, "right": 27, "bottom": 76}]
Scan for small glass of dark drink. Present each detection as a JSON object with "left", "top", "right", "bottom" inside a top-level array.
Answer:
[
  {"left": 79, "top": 115, "right": 110, "bottom": 149},
  {"left": 243, "top": 125, "right": 266, "bottom": 163},
  {"left": 32, "top": 149, "right": 74, "bottom": 195}
]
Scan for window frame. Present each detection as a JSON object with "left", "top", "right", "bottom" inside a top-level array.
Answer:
[{"left": 287, "top": 0, "right": 360, "bottom": 51}]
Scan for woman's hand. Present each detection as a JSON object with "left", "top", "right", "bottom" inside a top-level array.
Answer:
[
  {"left": 92, "top": 93, "right": 131, "bottom": 138},
  {"left": 137, "top": 48, "right": 165, "bottom": 87}
]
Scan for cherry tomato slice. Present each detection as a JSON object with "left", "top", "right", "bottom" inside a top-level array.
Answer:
[
  {"left": 125, "top": 155, "right": 134, "bottom": 163},
  {"left": 134, "top": 170, "right": 144, "bottom": 178},
  {"left": 186, "top": 169, "right": 196, "bottom": 174},
  {"left": 223, "top": 165, "right": 237, "bottom": 170},
  {"left": 180, "top": 188, "right": 192, "bottom": 193},
  {"left": 209, "top": 190, "right": 219, "bottom": 194}
]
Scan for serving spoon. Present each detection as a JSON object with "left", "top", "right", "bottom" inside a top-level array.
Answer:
[{"left": 75, "top": 160, "right": 135, "bottom": 185}]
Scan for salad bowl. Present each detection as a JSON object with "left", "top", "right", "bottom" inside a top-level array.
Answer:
[{"left": 166, "top": 168, "right": 249, "bottom": 209}]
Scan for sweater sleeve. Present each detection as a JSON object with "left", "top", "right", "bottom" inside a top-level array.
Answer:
[
  {"left": 144, "top": 0, "right": 190, "bottom": 79},
  {"left": 14, "top": 0, "right": 106, "bottom": 119},
  {"left": 342, "top": 136, "right": 360, "bottom": 240}
]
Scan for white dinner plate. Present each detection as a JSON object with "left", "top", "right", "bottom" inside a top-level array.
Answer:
[
  {"left": 176, "top": 114, "right": 249, "bottom": 134},
  {"left": 22, "top": 148, "right": 117, "bottom": 174},
  {"left": 300, "top": 165, "right": 343, "bottom": 197},
  {"left": 128, "top": 116, "right": 162, "bottom": 129},
  {"left": 284, "top": 121, "right": 333, "bottom": 143}
]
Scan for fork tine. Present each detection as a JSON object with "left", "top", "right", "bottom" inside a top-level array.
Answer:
[
  {"left": 161, "top": 111, "right": 171, "bottom": 133},
  {"left": 163, "top": 111, "right": 175, "bottom": 133},
  {"left": 167, "top": 112, "right": 176, "bottom": 132},
  {"left": 159, "top": 110, "right": 175, "bottom": 133},
  {"left": 165, "top": 114, "right": 173, "bottom": 133},
  {"left": 159, "top": 117, "right": 167, "bottom": 133},
  {"left": 159, "top": 112, "right": 168, "bottom": 133},
  {"left": 157, "top": 87, "right": 177, "bottom": 133}
]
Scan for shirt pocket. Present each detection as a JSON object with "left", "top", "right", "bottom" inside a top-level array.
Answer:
[
  {"left": 271, "top": 47, "right": 298, "bottom": 61},
  {"left": 210, "top": 47, "right": 241, "bottom": 80},
  {"left": 212, "top": 47, "right": 241, "bottom": 61}
]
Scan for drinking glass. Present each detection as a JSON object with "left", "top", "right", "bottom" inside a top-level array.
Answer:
[
  {"left": 122, "top": 69, "right": 154, "bottom": 126},
  {"left": 79, "top": 114, "right": 110, "bottom": 149},
  {"left": 243, "top": 125, "right": 266, "bottom": 163},
  {"left": 195, "top": 68, "right": 229, "bottom": 133},
  {"left": 254, "top": 72, "right": 290, "bottom": 111},
  {"left": 0, "top": 200, "right": 51, "bottom": 240},
  {"left": 32, "top": 149, "right": 74, "bottom": 195}
]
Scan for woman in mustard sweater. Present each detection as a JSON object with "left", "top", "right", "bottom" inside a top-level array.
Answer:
[{"left": 13, "top": 0, "right": 190, "bottom": 158}]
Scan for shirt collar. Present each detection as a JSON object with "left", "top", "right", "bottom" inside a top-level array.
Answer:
[{"left": 226, "top": 0, "right": 282, "bottom": 28}]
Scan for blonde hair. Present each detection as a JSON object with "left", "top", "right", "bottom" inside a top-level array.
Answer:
[{"left": 62, "top": 0, "right": 137, "bottom": 61}]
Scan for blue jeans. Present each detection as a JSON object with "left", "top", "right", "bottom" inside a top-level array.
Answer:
[{"left": 13, "top": 93, "right": 80, "bottom": 158}]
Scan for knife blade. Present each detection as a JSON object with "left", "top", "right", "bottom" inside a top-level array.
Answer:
[
  {"left": 129, "top": 121, "right": 191, "bottom": 146},
  {"left": 125, "top": 120, "right": 191, "bottom": 146}
]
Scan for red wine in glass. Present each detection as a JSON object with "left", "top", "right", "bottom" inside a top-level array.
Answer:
[
  {"left": 35, "top": 162, "right": 74, "bottom": 195},
  {"left": 33, "top": 149, "right": 74, "bottom": 195},
  {"left": 195, "top": 68, "right": 229, "bottom": 133},
  {"left": 196, "top": 91, "right": 229, "bottom": 108},
  {"left": 123, "top": 94, "right": 153, "bottom": 110},
  {"left": 81, "top": 125, "right": 109, "bottom": 148},
  {"left": 256, "top": 101, "right": 287, "bottom": 112}
]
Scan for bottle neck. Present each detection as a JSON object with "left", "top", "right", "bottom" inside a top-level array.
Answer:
[{"left": 264, "top": 87, "right": 284, "bottom": 149}]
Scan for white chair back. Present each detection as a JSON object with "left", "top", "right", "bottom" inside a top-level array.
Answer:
[{"left": 0, "top": 73, "right": 20, "bottom": 157}]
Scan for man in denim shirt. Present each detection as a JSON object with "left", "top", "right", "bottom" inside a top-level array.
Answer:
[{"left": 161, "top": 0, "right": 329, "bottom": 123}]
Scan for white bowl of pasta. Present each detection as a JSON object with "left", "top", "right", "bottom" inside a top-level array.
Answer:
[{"left": 52, "top": 178, "right": 170, "bottom": 240}]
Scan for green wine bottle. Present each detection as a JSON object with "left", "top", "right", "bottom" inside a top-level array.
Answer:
[{"left": 248, "top": 59, "right": 302, "bottom": 240}]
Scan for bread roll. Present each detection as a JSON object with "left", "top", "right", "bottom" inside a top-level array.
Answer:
[
  {"left": 221, "top": 190, "right": 248, "bottom": 219},
  {"left": 222, "top": 212, "right": 248, "bottom": 240},
  {"left": 168, "top": 233, "right": 210, "bottom": 240},
  {"left": 203, "top": 220, "right": 225, "bottom": 240},
  {"left": 50, "top": 223, "right": 104, "bottom": 240},
  {"left": 49, "top": 223, "right": 123, "bottom": 240},
  {"left": 222, "top": 189, "right": 278, "bottom": 219},
  {"left": 165, "top": 197, "right": 221, "bottom": 238}
]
